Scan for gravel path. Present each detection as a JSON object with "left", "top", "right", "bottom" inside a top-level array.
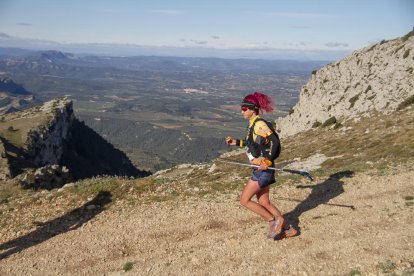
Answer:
[{"left": 1, "top": 165, "right": 413, "bottom": 275}]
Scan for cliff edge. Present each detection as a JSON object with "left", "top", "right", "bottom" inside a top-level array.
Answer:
[{"left": 0, "top": 97, "right": 149, "bottom": 187}]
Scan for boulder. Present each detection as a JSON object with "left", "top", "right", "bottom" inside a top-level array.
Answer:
[{"left": 16, "top": 164, "right": 73, "bottom": 190}]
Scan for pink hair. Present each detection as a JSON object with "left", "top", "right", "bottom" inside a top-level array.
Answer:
[{"left": 243, "top": 92, "right": 274, "bottom": 114}]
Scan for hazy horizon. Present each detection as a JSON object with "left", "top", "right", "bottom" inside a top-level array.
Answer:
[{"left": 1, "top": 0, "right": 412, "bottom": 61}]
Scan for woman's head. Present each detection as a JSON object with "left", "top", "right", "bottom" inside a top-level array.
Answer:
[{"left": 241, "top": 92, "right": 274, "bottom": 115}]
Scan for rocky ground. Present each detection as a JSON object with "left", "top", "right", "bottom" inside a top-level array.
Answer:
[{"left": 1, "top": 161, "right": 413, "bottom": 275}]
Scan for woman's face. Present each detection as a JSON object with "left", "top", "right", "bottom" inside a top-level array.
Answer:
[{"left": 241, "top": 107, "right": 255, "bottom": 120}]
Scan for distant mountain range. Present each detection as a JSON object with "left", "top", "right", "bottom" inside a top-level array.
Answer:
[
  {"left": 0, "top": 47, "right": 328, "bottom": 74},
  {"left": 0, "top": 32, "right": 352, "bottom": 61},
  {"left": 0, "top": 76, "right": 37, "bottom": 114}
]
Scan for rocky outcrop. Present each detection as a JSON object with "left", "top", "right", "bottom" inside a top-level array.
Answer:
[
  {"left": 0, "top": 97, "right": 149, "bottom": 188},
  {"left": 25, "top": 98, "right": 74, "bottom": 166},
  {"left": 276, "top": 31, "right": 414, "bottom": 137},
  {"left": 15, "top": 165, "right": 72, "bottom": 190}
]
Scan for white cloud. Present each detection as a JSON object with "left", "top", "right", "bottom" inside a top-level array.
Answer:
[
  {"left": 325, "top": 42, "right": 349, "bottom": 48},
  {"left": 287, "top": 41, "right": 312, "bottom": 48},
  {"left": 190, "top": 40, "right": 208, "bottom": 45}
]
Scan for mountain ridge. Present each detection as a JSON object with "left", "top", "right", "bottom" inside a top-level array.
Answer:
[{"left": 276, "top": 31, "right": 414, "bottom": 137}]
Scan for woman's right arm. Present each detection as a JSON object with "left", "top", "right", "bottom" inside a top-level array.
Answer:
[{"left": 226, "top": 136, "right": 245, "bottom": 147}]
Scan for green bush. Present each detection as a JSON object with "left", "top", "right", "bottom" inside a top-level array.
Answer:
[
  {"left": 348, "top": 269, "right": 362, "bottom": 276},
  {"left": 396, "top": 95, "right": 414, "bottom": 111},
  {"left": 333, "top": 122, "right": 343, "bottom": 129},
  {"left": 349, "top": 94, "right": 360, "bottom": 108},
  {"left": 403, "top": 49, "right": 410, "bottom": 59},
  {"left": 321, "top": 117, "right": 337, "bottom": 127},
  {"left": 312, "top": 121, "right": 322, "bottom": 128},
  {"left": 123, "top": 261, "right": 134, "bottom": 272},
  {"left": 377, "top": 260, "right": 396, "bottom": 273}
]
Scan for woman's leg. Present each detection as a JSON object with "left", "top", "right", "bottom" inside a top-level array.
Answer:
[
  {"left": 256, "top": 186, "right": 283, "bottom": 218},
  {"left": 240, "top": 179, "right": 273, "bottom": 221},
  {"left": 256, "top": 186, "right": 285, "bottom": 237}
]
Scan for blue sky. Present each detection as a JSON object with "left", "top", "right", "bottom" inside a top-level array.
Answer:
[{"left": 0, "top": 0, "right": 412, "bottom": 60}]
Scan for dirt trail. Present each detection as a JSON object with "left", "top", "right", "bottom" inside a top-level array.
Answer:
[{"left": 1, "top": 165, "right": 413, "bottom": 275}]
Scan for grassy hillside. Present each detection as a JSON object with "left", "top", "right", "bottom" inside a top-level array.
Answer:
[
  {"left": 1, "top": 106, "right": 413, "bottom": 231},
  {"left": 0, "top": 105, "right": 413, "bottom": 275}
]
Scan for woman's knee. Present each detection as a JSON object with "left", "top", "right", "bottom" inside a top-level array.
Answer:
[
  {"left": 259, "top": 200, "right": 271, "bottom": 209},
  {"left": 240, "top": 196, "right": 250, "bottom": 207}
]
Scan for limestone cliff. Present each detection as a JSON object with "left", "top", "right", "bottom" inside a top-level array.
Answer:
[
  {"left": 276, "top": 31, "right": 414, "bottom": 138},
  {"left": 25, "top": 98, "right": 74, "bottom": 166},
  {"left": 0, "top": 98, "right": 149, "bottom": 185}
]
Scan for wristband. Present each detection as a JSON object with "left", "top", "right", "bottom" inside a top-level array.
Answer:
[
  {"left": 236, "top": 139, "right": 243, "bottom": 147},
  {"left": 246, "top": 151, "right": 254, "bottom": 161}
]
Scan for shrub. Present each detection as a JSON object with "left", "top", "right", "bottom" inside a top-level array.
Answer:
[
  {"left": 403, "top": 49, "right": 410, "bottom": 59},
  {"left": 311, "top": 70, "right": 317, "bottom": 75},
  {"left": 123, "top": 261, "right": 134, "bottom": 272},
  {"left": 333, "top": 122, "right": 343, "bottom": 129},
  {"left": 396, "top": 95, "right": 414, "bottom": 111},
  {"left": 377, "top": 260, "right": 396, "bottom": 273},
  {"left": 404, "top": 195, "right": 414, "bottom": 200},
  {"left": 349, "top": 94, "right": 360, "bottom": 108},
  {"left": 312, "top": 121, "right": 322, "bottom": 128},
  {"left": 289, "top": 108, "right": 294, "bottom": 115},
  {"left": 348, "top": 269, "right": 362, "bottom": 276},
  {"left": 405, "top": 195, "right": 414, "bottom": 206},
  {"left": 321, "top": 116, "right": 337, "bottom": 127}
]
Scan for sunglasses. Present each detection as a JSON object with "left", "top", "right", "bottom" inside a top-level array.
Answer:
[{"left": 241, "top": 107, "right": 250, "bottom": 112}]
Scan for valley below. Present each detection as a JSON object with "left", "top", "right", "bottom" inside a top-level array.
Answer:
[{"left": 0, "top": 50, "right": 325, "bottom": 171}]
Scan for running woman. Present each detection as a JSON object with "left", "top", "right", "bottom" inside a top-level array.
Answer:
[{"left": 226, "top": 92, "right": 297, "bottom": 239}]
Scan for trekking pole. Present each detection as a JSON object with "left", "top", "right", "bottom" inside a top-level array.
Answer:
[{"left": 216, "top": 159, "right": 313, "bottom": 181}]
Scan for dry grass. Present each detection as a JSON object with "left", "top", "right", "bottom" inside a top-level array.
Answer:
[
  {"left": 0, "top": 114, "right": 50, "bottom": 148},
  {"left": 279, "top": 107, "right": 414, "bottom": 174}
]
